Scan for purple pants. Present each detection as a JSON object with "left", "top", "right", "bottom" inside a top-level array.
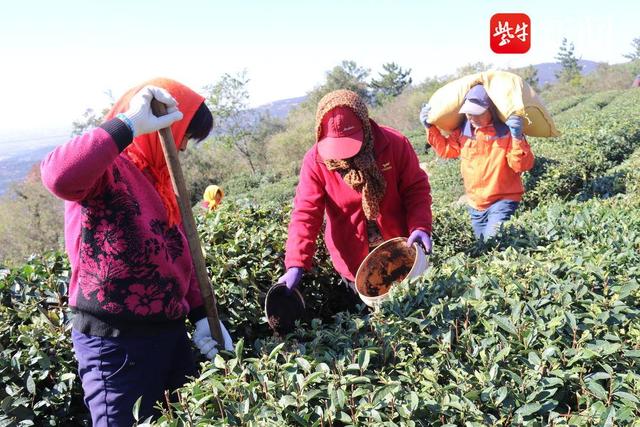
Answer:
[{"left": 72, "top": 326, "right": 197, "bottom": 427}]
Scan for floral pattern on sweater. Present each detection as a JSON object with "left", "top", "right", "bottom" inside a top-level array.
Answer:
[{"left": 76, "top": 166, "right": 187, "bottom": 321}]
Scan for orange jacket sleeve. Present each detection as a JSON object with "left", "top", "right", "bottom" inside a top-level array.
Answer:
[
  {"left": 507, "top": 137, "right": 535, "bottom": 173},
  {"left": 426, "top": 126, "right": 463, "bottom": 159}
]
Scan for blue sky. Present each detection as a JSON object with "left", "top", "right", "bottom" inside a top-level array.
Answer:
[{"left": 1, "top": 0, "right": 638, "bottom": 134}]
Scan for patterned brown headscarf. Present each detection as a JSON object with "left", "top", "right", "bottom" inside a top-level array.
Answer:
[{"left": 316, "top": 90, "right": 386, "bottom": 219}]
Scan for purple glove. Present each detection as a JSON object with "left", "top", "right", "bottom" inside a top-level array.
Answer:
[
  {"left": 407, "top": 230, "right": 432, "bottom": 254},
  {"left": 505, "top": 115, "right": 523, "bottom": 139},
  {"left": 277, "top": 267, "right": 304, "bottom": 291}
]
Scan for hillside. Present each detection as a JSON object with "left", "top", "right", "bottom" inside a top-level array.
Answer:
[
  {"left": 249, "top": 60, "right": 603, "bottom": 122},
  {"left": 0, "top": 60, "right": 609, "bottom": 197},
  {"left": 1, "top": 86, "right": 639, "bottom": 425},
  {"left": 534, "top": 59, "right": 600, "bottom": 86}
]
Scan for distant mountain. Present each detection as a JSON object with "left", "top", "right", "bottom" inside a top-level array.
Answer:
[
  {"left": 253, "top": 96, "right": 306, "bottom": 120},
  {"left": 0, "top": 141, "right": 64, "bottom": 195},
  {"left": 0, "top": 130, "right": 68, "bottom": 195},
  {"left": 533, "top": 59, "right": 601, "bottom": 86},
  {"left": 209, "top": 96, "right": 307, "bottom": 135}
]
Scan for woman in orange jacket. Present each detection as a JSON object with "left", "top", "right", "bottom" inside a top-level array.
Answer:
[{"left": 419, "top": 84, "right": 534, "bottom": 240}]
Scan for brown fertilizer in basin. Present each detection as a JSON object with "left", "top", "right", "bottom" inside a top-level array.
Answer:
[{"left": 355, "top": 239, "right": 416, "bottom": 298}]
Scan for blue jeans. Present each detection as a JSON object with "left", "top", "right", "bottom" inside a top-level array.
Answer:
[
  {"left": 72, "top": 326, "right": 197, "bottom": 427},
  {"left": 468, "top": 200, "right": 519, "bottom": 240}
]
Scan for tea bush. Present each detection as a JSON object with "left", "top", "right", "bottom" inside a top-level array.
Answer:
[
  {"left": 0, "top": 253, "right": 87, "bottom": 426},
  {"left": 524, "top": 89, "right": 640, "bottom": 206},
  {"left": 148, "top": 194, "right": 640, "bottom": 426},
  {"left": 220, "top": 172, "right": 298, "bottom": 206},
  {"left": 545, "top": 94, "right": 589, "bottom": 116}
]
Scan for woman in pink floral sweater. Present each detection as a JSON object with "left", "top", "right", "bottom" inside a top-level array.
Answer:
[{"left": 41, "top": 78, "right": 232, "bottom": 426}]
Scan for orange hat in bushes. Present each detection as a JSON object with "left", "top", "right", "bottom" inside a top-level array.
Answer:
[{"left": 202, "top": 185, "right": 224, "bottom": 211}]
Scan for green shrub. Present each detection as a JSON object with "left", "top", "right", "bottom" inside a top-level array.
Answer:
[
  {"left": 149, "top": 195, "right": 640, "bottom": 426},
  {"left": 524, "top": 89, "right": 640, "bottom": 206},
  {"left": 221, "top": 172, "right": 298, "bottom": 206},
  {"left": 0, "top": 252, "right": 87, "bottom": 426}
]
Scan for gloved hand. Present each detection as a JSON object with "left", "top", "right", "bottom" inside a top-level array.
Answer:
[
  {"left": 119, "top": 85, "right": 184, "bottom": 137},
  {"left": 407, "top": 230, "right": 432, "bottom": 254},
  {"left": 193, "top": 318, "right": 233, "bottom": 360},
  {"left": 505, "top": 115, "right": 524, "bottom": 139},
  {"left": 277, "top": 267, "right": 303, "bottom": 291},
  {"left": 419, "top": 103, "right": 432, "bottom": 128}
]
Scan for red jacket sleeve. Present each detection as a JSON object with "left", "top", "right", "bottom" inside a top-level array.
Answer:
[
  {"left": 284, "top": 150, "right": 326, "bottom": 270},
  {"left": 40, "top": 119, "right": 132, "bottom": 201},
  {"left": 427, "top": 126, "right": 463, "bottom": 159},
  {"left": 396, "top": 136, "right": 433, "bottom": 235}
]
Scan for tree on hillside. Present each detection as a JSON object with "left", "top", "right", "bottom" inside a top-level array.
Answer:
[
  {"left": 325, "top": 60, "right": 370, "bottom": 98},
  {"left": 555, "top": 38, "right": 582, "bottom": 82},
  {"left": 370, "top": 62, "right": 412, "bottom": 106},
  {"left": 305, "top": 60, "right": 371, "bottom": 107},
  {"left": 516, "top": 65, "right": 540, "bottom": 92},
  {"left": 205, "top": 72, "right": 250, "bottom": 127},
  {"left": 455, "top": 62, "right": 492, "bottom": 78},
  {"left": 71, "top": 108, "right": 107, "bottom": 136},
  {"left": 203, "top": 71, "right": 284, "bottom": 176},
  {"left": 623, "top": 37, "right": 640, "bottom": 61}
]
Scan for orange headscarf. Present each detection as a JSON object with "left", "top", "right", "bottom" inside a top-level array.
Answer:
[{"left": 105, "top": 78, "right": 205, "bottom": 227}]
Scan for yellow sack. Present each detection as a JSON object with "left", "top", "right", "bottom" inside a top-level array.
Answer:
[{"left": 427, "top": 71, "right": 559, "bottom": 137}]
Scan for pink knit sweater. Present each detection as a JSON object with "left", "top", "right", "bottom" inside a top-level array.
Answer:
[{"left": 41, "top": 119, "right": 204, "bottom": 336}]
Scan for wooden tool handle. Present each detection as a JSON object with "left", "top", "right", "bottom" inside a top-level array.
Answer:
[{"left": 150, "top": 98, "right": 224, "bottom": 346}]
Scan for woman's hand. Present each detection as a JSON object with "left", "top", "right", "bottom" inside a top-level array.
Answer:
[
  {"left": 193, "top": 319, "right": 233, "bottom": 360},
  {"left": 419, "top": 104, "right": 432, "bottom": 129},
  {"left": 277, "top": 267, "right": 304, "bottom": 292},
  {"left": 119, "top": 86, "right": 183, "bottom": 136},
  {"left": 505, "top": 115, "right": 524, "bottom": 139},
  {"left": 407, "top": 230, "right": 432, "bottom": 254}
]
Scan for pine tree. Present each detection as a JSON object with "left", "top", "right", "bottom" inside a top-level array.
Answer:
[
  {"left": 370, "top": 62, "right": 412, "bottom": 105},
  {"left": 521, "top": 65, "right": 540, "bottom": 92},
  {"left": 555, "top": 38, "right": 582, "bottom": 81},
  {"left": 305, "top": 60, "right": 371, "bottom": 106},
  {"left": 623, "top": 37, "right": 640, "bottom": 61}
]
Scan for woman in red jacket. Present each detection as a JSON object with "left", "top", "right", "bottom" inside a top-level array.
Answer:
[{"left": 278, "top": 89, "right": 433, "bottom": 308}]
